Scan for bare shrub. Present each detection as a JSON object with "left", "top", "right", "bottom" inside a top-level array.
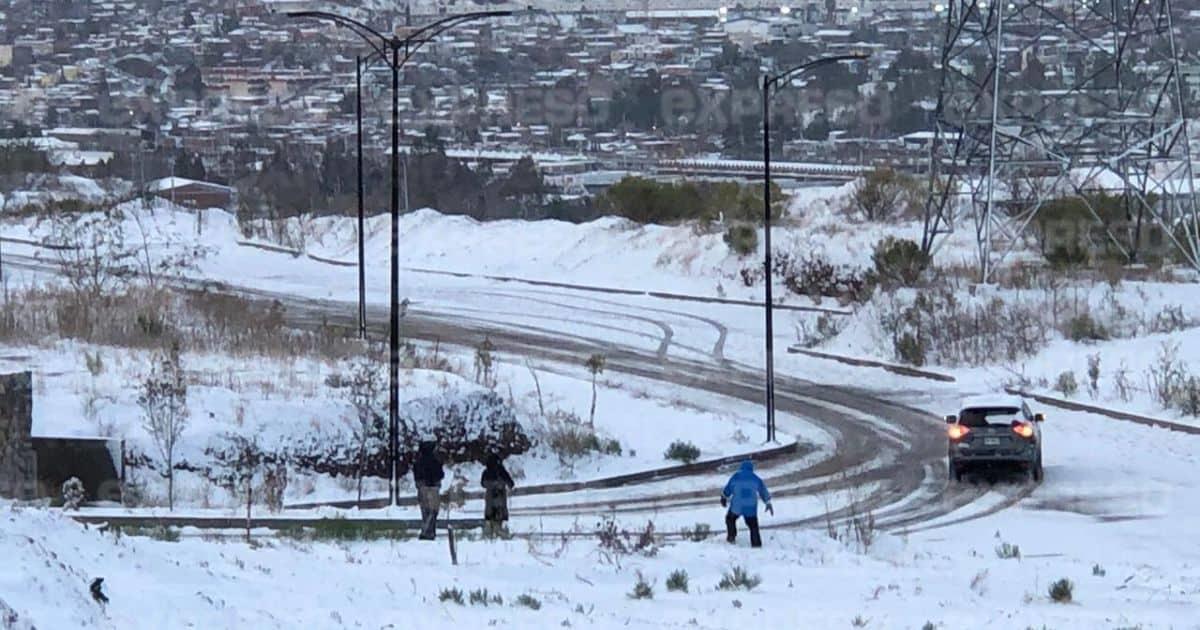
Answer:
[
  {"left": 594, "top": 517, "right": 659, "bottom": 560},
  {"left": 1147, "top": 304, "right": 1193, "bottom": 334},
  {"left": 877, "top": 287, "right": 1049, "bottom": 367},
  {"left": 848, "top": 168, "right": 920, "bottom": 222},
  {"left": 139, "top": 343, "right": 189, "bottom": 511},
  {"left": 1112, "top": 362, "right": 1135, "bottom": 402},
  {"left": 1147, "top": 342, "right": 1185, "bottom": 408},
  {"left": 340, "top": 356, "right": 387, "bottom": 505},
  {"left": 544, "top": 410, "right": 618, "bottom": 463},
  {"left": 795, "top": 312, "right": 846, "bottom": 348},
  {"left": 1174, "top": 376, "right": 1200, "bottom": 417},
  {"left": 1086, "top": 354, "right": 1101, "bottom": 399},
  {"left": 775, "top": 252, "right": 872, "bottom": 303}
]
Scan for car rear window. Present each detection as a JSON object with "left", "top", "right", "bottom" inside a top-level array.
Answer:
[{"left": 959, "top": 407, "right": 1021, "bottom": 427}]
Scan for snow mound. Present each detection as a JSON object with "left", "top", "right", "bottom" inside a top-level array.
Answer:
[{"left": 0, "top": 502, "right": 117, "bottom": 629}]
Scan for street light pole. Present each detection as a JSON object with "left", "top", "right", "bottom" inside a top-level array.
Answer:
[
  {"left": 356, "top": 55, "right": 366, "bottom": 340},
  {"left": 762, "top": 73, "right": 776, "bottom": 443},
  {"left": 388, "top": 42, "right": 401, "bottom": 506},
  {"left": 287, "top": 9, "right": 515, "bottom": 507},
  {"left": 761, "top": 52, "right": 869, "bottom": 443}
]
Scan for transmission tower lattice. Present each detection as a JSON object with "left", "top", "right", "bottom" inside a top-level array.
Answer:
[{"left": 921, "top": 0, "right": 1200, "bottom": 280}]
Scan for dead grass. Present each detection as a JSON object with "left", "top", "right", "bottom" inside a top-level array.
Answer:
[{"left": 0, "top": 284, "right": 363, "bottom": 362}]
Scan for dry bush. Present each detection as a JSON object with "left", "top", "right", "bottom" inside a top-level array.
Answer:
[
  {"left": 0, "top": 284, "right": 363, "bottom": 362},
  {"left": 773, "top": 252, "right": 873, "bottom": 304},
  {"left": 877, "top": 287, "right": 1049, "bottom": 367}
]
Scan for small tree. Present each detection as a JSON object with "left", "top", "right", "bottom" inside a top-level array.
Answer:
[
  {"left": 52, "top": 208, "right": 139, "bottom": 300},
  {"left": 850, "top": 168, "right": 919, "bottom": 222},
  {"left": 586, "top": 353, "right": 606, "bottom": 427},
  {"left": 139, "top": 343, "right": 189, "bottom": 511},
  {"left": 205, "top": 434, "right": 285, "bottom": 541},
  {"left": 345, "top": 357, "right": 387, "bottom": 506},
  {"left": 474, "top": 337, "right": 496, "bottom": 388}
]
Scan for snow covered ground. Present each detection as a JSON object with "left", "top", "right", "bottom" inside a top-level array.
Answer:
[
  {"left": 4, "top": 184, "right": 1200, "bottom": 627},
  {"left": 4, "top": 398, "right": 1200, "bottom": 629}
]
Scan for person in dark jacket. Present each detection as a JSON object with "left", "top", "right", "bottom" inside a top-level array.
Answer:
[
  {"left": 480, "top": 453, "right": 515, "bottom": 536},
  {"left": 721, "top": 459, "right": 773, "bottom": 548},
  {"left": 413, "top": 441, "right": 445, "bottom": 540}
]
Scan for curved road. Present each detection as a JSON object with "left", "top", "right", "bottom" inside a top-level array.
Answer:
[
  {"left": 268, "top": 285, "right": 1033, "bottom": 533},
  {"left": 3, "top": 249, "right": 1031, "bottom": 534}
]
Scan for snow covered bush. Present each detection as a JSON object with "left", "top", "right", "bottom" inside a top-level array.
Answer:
[
  {"left": 872, "top": 237, "right": 929, "bottom": 288},
  {"left": 723, "top": 223, "right": 758, "bottom": 257},
  {"left": 775, "top": 252, "right": 872, "bottom": 303},
  {"left": 438, "top": 587, "right": 464, "bottom": 605},
  {"left": 543, "top": 410, "right": 620, "bottom": 463},
  {"left": 515, "top": 594, "right": 541, "bottom": 610},
  {"left": 717, "top": 566, "right": 761, "bottom": 591},
  {"left": 1055, "top": 371, "right": 1079, "bottom": 398},
  {"left": 61, "top": 477, "right": 85, "bottom": 510},
  {"left": 400, "top": 389, "right": 531, "bottom": 469},
  {"left": 1064, "top": 312, "right": 1109, "bottom": 341},
  {"left": 666, "top": 570, "right": 689, "bottom": 593},
  {"left": 628, "top": 571, "right": 654, "bottom": 600},
  {"left": 1048, "top": 578, "right": 1074, "bottom": 603}
]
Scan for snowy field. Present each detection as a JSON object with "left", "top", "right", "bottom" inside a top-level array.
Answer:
[
  {"left": 5, "top": 399, "right": 1200, "bottom": 628},
  {"left": 3, "top": 184, "right": 1200, "bottom": 627}
]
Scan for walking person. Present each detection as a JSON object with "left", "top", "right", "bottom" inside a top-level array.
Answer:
[
  {"left": 721, "top": 460, "right": 773, "bottom": 548},
  {"left": 480, "top": 453, "right": 515, "bottom": 537},
  {"left": 413, "top": 441, "right": 444, "bottom": 540}
]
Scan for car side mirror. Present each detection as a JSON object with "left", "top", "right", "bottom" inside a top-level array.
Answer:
[
  {"left": 1033, "top": 413, "right": 1045, "bottom": 423},
  {"left": 945, "top": 414, "right": 957, "bottom": 424}
]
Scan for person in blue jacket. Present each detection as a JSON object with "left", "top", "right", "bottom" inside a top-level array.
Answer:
[{"left": 721, "top": 460, "right": 773, "bottom": 548}]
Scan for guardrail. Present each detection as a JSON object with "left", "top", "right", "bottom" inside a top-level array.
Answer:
[
  {"left": 786, "top": 347, "right": 957, "bottom": 382},
  {"left": 1005, "top": 388, "right": 1200, "bottom": 435}
]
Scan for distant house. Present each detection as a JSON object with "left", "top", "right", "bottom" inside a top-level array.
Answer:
[{"left": 147, "top": 176, "right": 236, "bottom": 210}]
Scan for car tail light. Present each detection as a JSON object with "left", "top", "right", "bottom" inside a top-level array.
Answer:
[
  {"left": 1012, "top": 422, "right": 1035, "bottom": 439},
  {"left": 948, "top": 424, "right": 971, "bottom": 440}
]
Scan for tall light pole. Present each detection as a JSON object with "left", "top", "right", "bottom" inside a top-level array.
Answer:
[
  {"left": 761, "top": 52, "right": 869, "bottom": 442},
  {"left": 356, "top": 55, "right": 366, "bottom": 340},
  {"left": 287, "top": 9, "right": 514, "bottom": 506}
]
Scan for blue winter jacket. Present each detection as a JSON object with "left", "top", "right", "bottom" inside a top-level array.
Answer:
[{"left": 723, "top": 460, "right": 771, "bottom": 517}]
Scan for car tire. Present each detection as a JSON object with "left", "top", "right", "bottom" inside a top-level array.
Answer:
[{"left": 1032, "top": 457, "right": 1044, "bottom": 483}]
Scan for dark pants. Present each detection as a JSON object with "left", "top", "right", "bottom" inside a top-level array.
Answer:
[
  {"left": 417, "top": 485, "right": 440, "bottom": 540},
  {"left": 725, "top": 511, "right": 762, "bottom": 548}
]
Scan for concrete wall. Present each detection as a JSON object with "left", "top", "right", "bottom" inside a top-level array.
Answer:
[{"left": 0, "top": 372, "right": 37, "bottom": 500}]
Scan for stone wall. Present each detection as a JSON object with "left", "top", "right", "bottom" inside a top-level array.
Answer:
[{"left": 0, "top": 371, "right": 36, "bottom": 500}]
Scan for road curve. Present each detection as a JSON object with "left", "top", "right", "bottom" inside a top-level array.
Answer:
[{"left": 2, "top": 250, "right": 1026, "bottom": 533}]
